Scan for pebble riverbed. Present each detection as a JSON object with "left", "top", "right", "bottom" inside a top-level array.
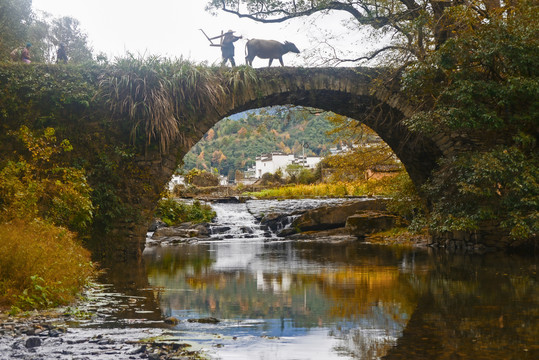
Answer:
[{"left": 0, "top": 284, "right": 206, "bottom": 360}]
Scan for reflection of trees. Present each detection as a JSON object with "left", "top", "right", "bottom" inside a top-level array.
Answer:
[
  {"left": 383, "top": 251, "right": 539, "bottom": 360},
  {"left": 314, "top": 267, "right": 416, "bottom": 319},
  {"left": 144, "top": 242, "right": 539, "bottom": 359},
  {"left": 144, "top": 244, "right": 215, "bottom": 276},
  {"left": 144, "top": 243, "right": 421, "bottom": 332},
  {"left": 97, "top": 257, "right": 163, "bottom": 322}
]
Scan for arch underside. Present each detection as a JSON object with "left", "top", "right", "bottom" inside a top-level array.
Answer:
[{"left": 198, "top": 89, "right": 442, "bottom": 188}]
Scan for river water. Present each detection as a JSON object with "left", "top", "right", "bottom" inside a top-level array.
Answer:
[
  {"left": 143, "top": 201, "right": 538, "bottom": 359},
  {"left": 2, "top": 200, "right": 537, "bottom": 359}
]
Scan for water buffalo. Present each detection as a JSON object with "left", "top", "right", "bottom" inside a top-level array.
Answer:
[{"left": 245, "top": 39, "right": 300, "bottom": 67}]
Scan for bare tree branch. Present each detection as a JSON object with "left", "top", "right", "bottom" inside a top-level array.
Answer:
[
  {"left": 219, "top": 0, "right": 420, "bottom": 28},
  {"left": 335, "top": 45, "right": 409, "bottom": 64}
]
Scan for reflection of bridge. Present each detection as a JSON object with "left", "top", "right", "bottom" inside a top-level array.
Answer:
[{"left": 0, "top": 65, "right": 490, "bottom": 256}]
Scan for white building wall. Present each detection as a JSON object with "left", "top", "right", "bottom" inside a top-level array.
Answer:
[
  {"left": 255, "top": 153, "right": 294, "bottom": 178},
  {"left": 254, "top": 153, "right": 320, "bottom": 179},
  {"left": 168, "top": 175, "right": 185, "bottom": 191},
  {"left": 304, "top": 156, "right": 321, "bottom": 169}
]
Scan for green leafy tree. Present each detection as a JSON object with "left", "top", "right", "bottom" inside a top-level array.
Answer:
[
  {"left": 0, "top": 0, "right": 33, "bottom": 59},
  {"left": 46, "top": 15, "right": 94, "bottom": 63},
  {"left": 0, "top": 126, "right": 94, "bottom": 234},
  {"left": 402, "top": 1, "right": 539, "bottom": 239},
  {"left": 423, "top": 136, "right": 538, "bottom": 240}
]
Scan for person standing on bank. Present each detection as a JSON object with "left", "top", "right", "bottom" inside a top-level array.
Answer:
[
  {"left": 21, "top": 42, "right": 31, "bottom": 63},
  {"left": 56, "top": 43, "right": 68, "bottom": 64}
]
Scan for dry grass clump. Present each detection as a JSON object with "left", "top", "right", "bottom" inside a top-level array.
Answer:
[
  {"left": 0, "top": 219, "right": 96, "bottom": 311},
  {"left": 97, "top": 55, "right": 258, "bottom": 153}
]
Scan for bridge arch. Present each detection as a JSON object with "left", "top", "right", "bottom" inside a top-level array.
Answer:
[
  {"left": 175, "top": 67, "right": 442, "bottom": 189},
  {"left": 114, "top": 67, "right": 447, "bottom": 256}
]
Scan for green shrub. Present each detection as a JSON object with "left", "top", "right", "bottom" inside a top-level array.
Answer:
[
  {"left": 156, "top": 198, "right": 216, "bottom": 226},
  {"left": 423, "top": 139, "right": 538, "bottom": 240}
]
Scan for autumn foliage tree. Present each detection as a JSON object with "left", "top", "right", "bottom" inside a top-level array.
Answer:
[{"left": 323, "top": 114, "right": 401, "bottom": 181}]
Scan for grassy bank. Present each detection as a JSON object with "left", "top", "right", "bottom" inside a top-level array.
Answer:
[
  {"left": 245, "top": 177, "right": 398, "bottom": 199},
  {"left": 0, "top": 220, "right": 96, "bottom": 313}
]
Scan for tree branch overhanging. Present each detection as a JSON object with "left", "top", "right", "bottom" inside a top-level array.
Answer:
[{"left": 218, "top": 0, "right": 421, "bottom": 29}]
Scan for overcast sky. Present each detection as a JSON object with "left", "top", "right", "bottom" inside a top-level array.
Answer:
[{"left": 32, "top": 0, "right": 371, "bottom": 67}]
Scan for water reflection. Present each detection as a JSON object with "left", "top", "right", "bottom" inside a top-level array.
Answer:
[
  {"left": 143, "top": 240, "right": 417, "bottom": 359},
  {"left": 139, "top": 202, "right": 538, "bottom": 359}
]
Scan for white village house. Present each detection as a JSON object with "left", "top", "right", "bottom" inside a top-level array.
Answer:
[{"left": 252, "top": 151, "right": 321, "bottom": 179}]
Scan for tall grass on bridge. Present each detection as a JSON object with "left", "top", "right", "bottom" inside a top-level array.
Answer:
[{"left": 96, "top": 55, "right": 257, "bottom": 152}]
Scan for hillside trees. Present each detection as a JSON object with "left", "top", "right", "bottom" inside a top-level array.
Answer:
[{"left": 182, "top": 107, "right": 339, "bottom": 176}]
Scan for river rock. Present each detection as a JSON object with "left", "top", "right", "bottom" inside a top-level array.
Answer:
[
  {"left": 292, "top": 199, "right": 388, "bottom": 232},
  {"left": 164, "top": 316, "right": 180, "bottom": 325},
  {"left": 211, "top": 225, "right": 231, "bottom": 234},
  {"left": 25, "top": 337, "right": 41, "bottom": 348},
  {"left": 148, "top": 219, "right": 167, "bottom": 232},
  {"left": 151, "top": 222, "right": 211, "bottom": 239},
  {"left": 261, "top": 212, "right": 302, "bottom": 233},
  {"left": 345, "top": 211, "right": 398, "bottom": 237},
  {"left": 187, "top": 317, "right": 220, "bottom": 324},
  {"left": 194, "top": 223, "right": 210, "bottom": 236}
]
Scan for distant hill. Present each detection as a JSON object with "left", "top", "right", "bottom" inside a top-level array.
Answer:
[{"left": 181, "top": 107, "right": 340, "bottom": 178}]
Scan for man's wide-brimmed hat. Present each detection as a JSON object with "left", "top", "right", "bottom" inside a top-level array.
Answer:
[{"left": 225, "top": 29, "right": 234, "bottom": 34}]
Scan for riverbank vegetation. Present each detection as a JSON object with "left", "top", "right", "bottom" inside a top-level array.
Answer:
[
  {"left": 247, "top": 177, "right": 397, "bottom": 199},
  {"left": 403, "top": 1, "right": 538, "bottom": 240},
  {"left": 0, "top": 126, "right": 96, "bottom": 313},
  {"left": 0, "top": 220, "right": 95, "bottom": 313},
  {"left": 156, "top": 198, "right": 216, "bottom": 226}
]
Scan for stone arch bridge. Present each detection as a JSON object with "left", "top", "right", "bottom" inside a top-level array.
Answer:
[{"left": 0, "top": 65, "right": 480, "bottom": 257}]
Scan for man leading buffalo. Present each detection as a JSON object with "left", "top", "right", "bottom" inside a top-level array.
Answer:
[
  {"left": 206, "top": 29, "right": 242, "bottom": 67},
  {"left": 220, "top": 30, "right": 242, "bottom": 66}
]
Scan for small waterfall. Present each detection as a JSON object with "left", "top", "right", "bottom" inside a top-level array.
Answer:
[{"left": 209, "top": 202, "right": 272, "bottom": 240}]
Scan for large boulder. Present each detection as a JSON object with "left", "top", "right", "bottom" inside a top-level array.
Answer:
[
  {"left": 148, "top": 218, "right": 167, "bottom": 232},
  {"left": 345, "top": 211, "right": 398, "bottom": 238},
  {"left": 260, "top": 212, "right": 302, "bottom": 233},
  {"left": 292, "top": 199, "right": 387, "bottom": 232}
]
